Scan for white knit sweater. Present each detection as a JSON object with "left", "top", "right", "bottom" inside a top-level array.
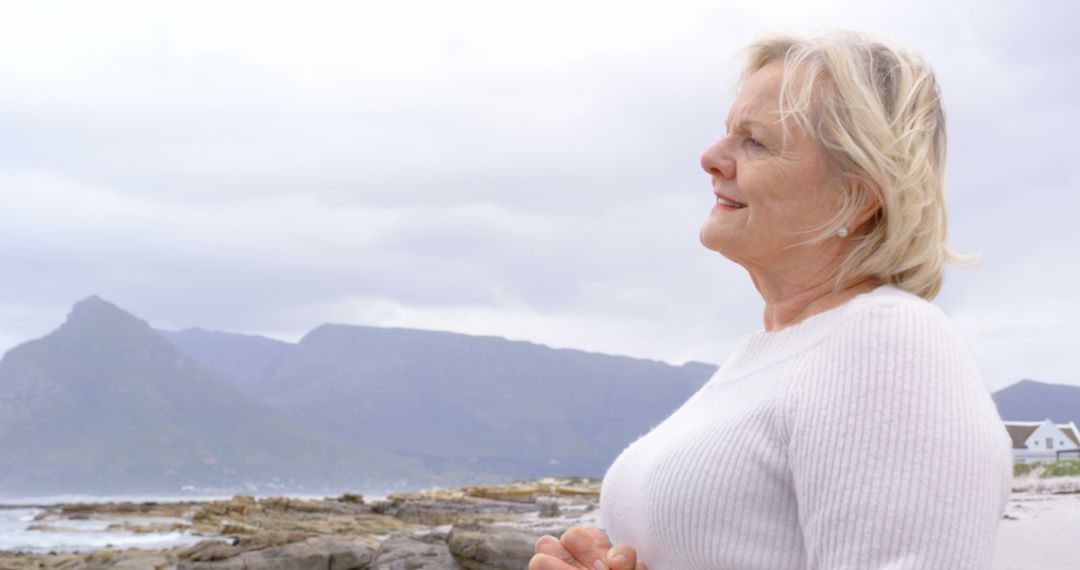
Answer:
[{"left": 599, "top": 285, "right": 1013, "bottom": 569}]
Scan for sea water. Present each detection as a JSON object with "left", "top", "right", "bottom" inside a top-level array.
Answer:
[
  {"left": 0, "top": 492, "right": 384, "bottom": 554},
  {"left": 0, "top": 493, "right": 232, "bottom": 554},
  {"left": 0, "top": 505, "right": 208, "bottom": 553}
]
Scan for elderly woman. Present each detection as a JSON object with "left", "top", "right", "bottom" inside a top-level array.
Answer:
[{"left": 530, "top": 31, "right": 1013, "bottom": 570}]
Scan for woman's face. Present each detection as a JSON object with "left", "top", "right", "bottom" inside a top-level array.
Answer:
[{"left": 699, "top": 61, "right": 842, "bottom": 273}]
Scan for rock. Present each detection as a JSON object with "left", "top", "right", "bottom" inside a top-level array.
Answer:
[
  {"left": 182, "top": 539, "right": 243, "bottom": 562},
  {"left": 110, "top": 555, "right": 172, "bottom": 569},
  {"left": 415, "top": 530, "right": 449, "bottom": 544},
  {"left": 1, "top": 479, "right": 602, "bottom": 570},
  {"left": 459, "top": 481, "right": 600, "bottom": 503},
  {"left": 178, "top": 533, "right": 380, "bottom": 570},
  {"left": 191, "top": 496, "right": 258, "bottom": 523},
  {"left": 446, "top": 522, "right": 542, "bottom": 570},
  {"left": 106, "top": 521, "right": 192, "bottom": 534},
  {"left": 370, "top": 535, "right": 459, "bottom": 569},
  {"left": 188, "top": 496, "right": 408, "bottom": 537},
  {"left": 370, "top": 497, "right": 535, "bottom": 527},
  {"left": 181, "top": 531, "right": 316, "bottom": 562},
  {"left": 234, "top": 531, "right": 319, "bottom": 551},
  {"left": 370, "top": 498, "right": 476, "bottom": 526},
  {"left": 259, "top": 496, "right": 339, "bottom": 514},
  {"left": 219, "top": 522, "right": 259, "bottom": 535},
  {"left": 338, "top": 493, "right": 366, "bottom": 504},
  {"left": 0, "top": 552, "right": 88, "bottom": 570},
  {"left": 55, "top": 558, "right": 90, "bottom": 570},
  {"left": 56, "top": 501, "right": 194, "bottom": 518},
  {"left": 180, "top": 557, "right": 245, "bottom": 570},
  {"left": 536, "top": 498, "right": 560, "bottom": 518},
  {"left": 0, "top": 547, "right": 190, "bottom": 570}
]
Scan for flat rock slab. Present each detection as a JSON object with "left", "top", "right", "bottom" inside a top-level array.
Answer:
[
  {"left": 447, "top": 522, "right": 542, "bottom": 570},
  {"left": 370, "top": 534, "right": 461, "bottom": 569},
  {"left": 179, "top": 533, "right": 381, "bottom": 570}
]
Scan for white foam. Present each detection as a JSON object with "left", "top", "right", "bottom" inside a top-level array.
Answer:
[{"left": 0, "top": 507, "right": 205, "bottom": 554}]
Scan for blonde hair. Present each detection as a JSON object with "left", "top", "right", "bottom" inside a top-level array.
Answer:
[{"left": 741, "top": 31, "right": 975, "bottom": 301}]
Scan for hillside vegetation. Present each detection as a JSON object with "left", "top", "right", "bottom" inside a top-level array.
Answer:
[{"left": 1014, "top": 460, "right": 1080, "bottom": 478}]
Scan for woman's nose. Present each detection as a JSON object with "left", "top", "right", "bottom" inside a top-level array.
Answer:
[{"left": 700, "top": 138, "right": 735, "bottom": 180}]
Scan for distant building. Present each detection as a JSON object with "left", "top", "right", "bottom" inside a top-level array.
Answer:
[{"left": 1004, "top": 419, "right": 1080, "bottom": 463}]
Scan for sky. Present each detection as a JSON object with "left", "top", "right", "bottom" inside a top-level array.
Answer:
[{"left": 0, "top": 0, "right": 1076, "bottom": 392}]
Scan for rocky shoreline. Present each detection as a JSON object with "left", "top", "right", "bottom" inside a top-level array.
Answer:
[{"left": 0, "top": 477, "right": 601, "bottom": 570}]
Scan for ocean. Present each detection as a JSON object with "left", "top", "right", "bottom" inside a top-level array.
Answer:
[
  {"left": 0, "top": 505, "right": 204, "bottom": 554},
  {"left": 0, "top": 492, "right": 388, "bottom": 554}
]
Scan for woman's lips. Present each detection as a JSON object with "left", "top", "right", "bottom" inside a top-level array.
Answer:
[{"left": 713, "top": 192, "right": 748, "bottom": 210}]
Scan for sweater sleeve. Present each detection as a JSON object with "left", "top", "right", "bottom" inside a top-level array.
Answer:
[{"left": 783, "top": 302, "right": 1013, "bottom": 570}]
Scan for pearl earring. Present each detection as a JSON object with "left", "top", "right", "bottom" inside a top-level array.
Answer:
[{"left": 838, "top": 226, "right": 849, "bottom": 238}]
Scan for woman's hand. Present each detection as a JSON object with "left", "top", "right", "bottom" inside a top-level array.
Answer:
[{"left": 529, "top": 525, "right": 647, "bottom": 570}]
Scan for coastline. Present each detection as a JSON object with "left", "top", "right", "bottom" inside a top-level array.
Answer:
[
  {"left": 2, "top": 480, "right": 1075, "bottom": 569},
  {"left": 0, "top": 477, "right": 601, "bottom": 569}
]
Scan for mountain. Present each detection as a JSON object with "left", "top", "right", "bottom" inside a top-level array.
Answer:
[
  {"left": 0, "top": 297, "right": 425, "bottom": 497},
  {"left": 158, "top": 328, "right": 292, "bottom": 395},
  {"left": 249, "top": 324, "right": 716, "bottom": 478},
  {"left": 4, "top": 296, "right": 1066, "bottom": 498},
  {"left": 993, "top": 379, "right": 1080, "bottom": 425},
  {"left": 160, "top": 326, "right": 717, "bottom": 480}
]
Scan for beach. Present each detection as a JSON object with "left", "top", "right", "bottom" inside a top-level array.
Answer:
[{"left": 995, "top": 490, "right": 1080, "bottom": 570}]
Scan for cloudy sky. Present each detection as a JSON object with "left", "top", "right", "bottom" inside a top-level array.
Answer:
[{"left": 0, "top": 0, "right": 1075, "bottom": 392}]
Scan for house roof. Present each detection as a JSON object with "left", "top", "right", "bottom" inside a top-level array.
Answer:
[
  {"left": 1061, "top": 427, "right": 1080, "bottom": 447},
  {"left": 1002, "top": 421, "right": 1080, "bottom": 449},
  {"left": 1006, "top": 424, "right": 1040, "bottom": 449}
]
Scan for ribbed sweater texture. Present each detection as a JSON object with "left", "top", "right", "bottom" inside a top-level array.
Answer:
[{"left": 599, "top": 285, "right": 1013, "bottom": 569}]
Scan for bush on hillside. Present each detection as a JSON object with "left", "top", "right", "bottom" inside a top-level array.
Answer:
[
  {"left": 1014, "top": 461, "right": 1042, "bottom": 477},
  {"left": 1040, "top": 459, "right": 1080, "bottom": 478}
]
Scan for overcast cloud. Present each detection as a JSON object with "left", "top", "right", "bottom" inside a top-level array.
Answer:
[{"left": 0, "top": 0, "right": 1076, "bottom": 391}]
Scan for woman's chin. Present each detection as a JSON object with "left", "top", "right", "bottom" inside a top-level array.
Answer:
[
  {"left": 699, "top": 228, "right": 753, "bottom": 269},
  {"left": 699, "top": 224, "right": 733, "bottom": 254}
]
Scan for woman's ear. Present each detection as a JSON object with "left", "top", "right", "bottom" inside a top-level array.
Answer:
[{"left": 850, "top": 181, "right": 882, "bottom": 229}]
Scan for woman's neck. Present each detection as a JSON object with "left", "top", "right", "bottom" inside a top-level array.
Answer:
[{"left": 753, "top": 274, "right": 882, "bottom": 332}]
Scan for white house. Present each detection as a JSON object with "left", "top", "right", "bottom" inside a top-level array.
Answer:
[{"left": 1004, "top": 419, "right": 1080, "bottom": 463}]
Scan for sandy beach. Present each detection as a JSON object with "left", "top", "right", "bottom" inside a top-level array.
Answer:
[{"left": 995, "top": 486, "right": 1080, "bottom": 570}]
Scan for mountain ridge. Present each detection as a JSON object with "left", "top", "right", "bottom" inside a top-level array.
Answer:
[
  {"left": 10, "top": 294, "right": 1056, "bottom": 498},
  {"left": 992, "top": 378, "right": 1080, "bottom": 427},
  {"left": 0, "top": 297, "right": 426, "bottom": 497}
]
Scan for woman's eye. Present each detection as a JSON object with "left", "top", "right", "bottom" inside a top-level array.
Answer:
[{"left": 745, "top": 137, "right": 766, "bottom": 150}]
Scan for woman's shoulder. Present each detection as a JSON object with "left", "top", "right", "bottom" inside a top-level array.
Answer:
[
  {"left": 839, "top": 283, "right": 960, "bottom": 337},
  {"left": 719, "top": 284, "right": 968, "bottom": 381},
  {"left": 781, "top": 284, "right": 989, "bottom": 414},
  {"left": 844, "top": 282, "right": 942, "bottom": 315},
  {"left": 821, "top": 283, "right": 978, "bottom": 372}
]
